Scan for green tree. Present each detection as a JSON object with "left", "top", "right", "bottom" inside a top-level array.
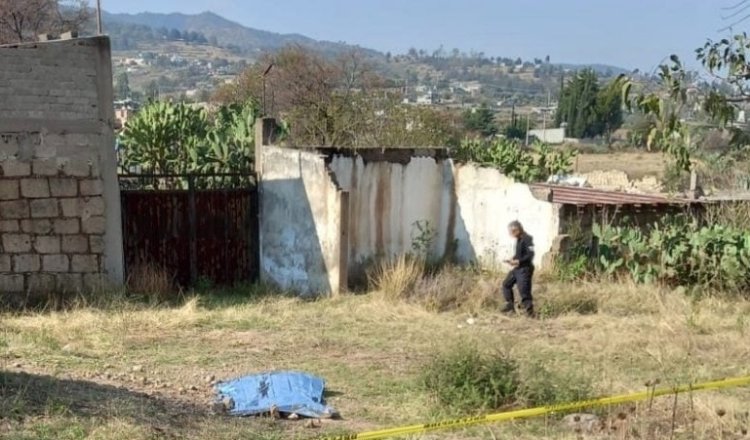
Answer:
[
  {"left": 555, "top": 69, "right": 601, "bottom": 138},
  {"left": 463, "top": 104, "right": 497, "bottom": 137},
  {"left": 115, "top": 72, "right": 131, "bottom": 100},
  {"left": 596, "top": 77, "right": 625, "bottom": 142}
]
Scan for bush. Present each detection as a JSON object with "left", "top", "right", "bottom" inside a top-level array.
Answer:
[
  {"left": 517, "top": 359, "right": 594, "bottom": 406},
  {"left": 422, "top": 345, "right": 520, "bottom": 413},
  {"left": 367, "top": 255, "right": 424, "bottom": 301}
]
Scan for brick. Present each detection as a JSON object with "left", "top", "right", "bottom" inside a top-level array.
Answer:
[
  {"left": 20, "top": 219, "right": 52, "bottom": 234},
  {"left": 57, "top": 273, "right": 83, "bottom": 293},
  {"left": 71, "top": 254, "right": 98, "bottom": 273},
  {"left": 81, "top": 216, "right": 105, "bottom": 234},
  {"left": 0, "top": 180, "right": 19, "bottom": 200},
  {"left": 13, "top": 254, "right": 40, "bottom": 272},
  {"left": 80, "top": 197, "right": 105, "bottom": 218},
  {"left": 0, "top": 254, "right": 10, "bottom": 272},
  {"left": 52, "top": 218, "right": 79, "bottom": 234},
  {"left": 28, "top": 273, "right": 55, "bottom": 292},
  {"left": 19, "top": 178, "right": 50, "bottom": 198},
  {"left": 89, "top": 235, "right": 104, "bottom": 253},
  {"left": 0, "top": 274, "right": 24, "bottom": 293},
  {"left": 0, "top": 200, "right": 29, "bottom": 219},
  {"left": 79, "top": 179, "right": 103, "bottom": 196},
  {"left": 60, "top": 198, "right": 78, "bottom": 217},
  {"left": 49, "top": 178, "right": 78, "bottom": 197},
  {"left": 61, "top": 235, "right": 88, "bottom": 253},
  {"left": 32, "top": 160, "right": 60, "bottom": 176},
  {"left": 42, "top": 254, "right": 69, "bottom": 272},
  {"left": 34, "top": 235, "right": 60, "bottom": 254},
  {"left": 0, "top": 220, "right": 19, "bottom": 232},
  {"left": 29, "top": 198, "right": 59, "bottom": 218},
  {"left": 61, "top": 160, "right": 90, "bottom": 177},
  {"left": 2, "top": 233, "right": 31, "bottom": 252},
  {"left": 0, "top": 160, "right": 31, "bottom": 177},
  {"left": 83, "top": 273, "right": 107, "bottom": 292}
]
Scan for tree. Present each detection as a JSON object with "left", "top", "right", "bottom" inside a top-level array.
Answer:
[
  {"left": 168, "top": 28, "right": 181, "bottom": 40},
  {"left": 595, "top": 77, "right": 625, "bottom": 142},
  {"left": 115, "top": 72, "right": 131, "bottom": 100},
  {"left": 556, "top": 70, "right": 623, "bottom": 139},
  {"left": 0, "top": 0, "right": 88, "bottom": 44},
  {"left": 463, "top": 104, "right": 497, "bottom": 137}
]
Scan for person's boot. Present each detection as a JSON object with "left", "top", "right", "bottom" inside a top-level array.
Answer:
[
  {"left": 501, "top": 303, "right": 515, "bottom": 315},
  {"left": 524, "top": 308, "right": 536, "bottom": 319}
]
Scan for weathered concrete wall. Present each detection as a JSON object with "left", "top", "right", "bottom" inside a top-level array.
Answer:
[
  {"left": 328, "top": 155, "right": 559, "bottom": 276},
  {"left": 0, "top": 37, "right": 123, "bottom": 301},
  {"left": 260, "top": 146, "right": 342, "bottom": 295}
]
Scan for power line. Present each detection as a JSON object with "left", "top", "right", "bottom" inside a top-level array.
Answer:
[{"left": 722, "top": 0, "right": 750, "bottom": 10}]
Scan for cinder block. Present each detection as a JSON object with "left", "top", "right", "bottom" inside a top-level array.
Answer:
[
  {"left": 60, "top": 198, "right": 78, "bottom": 217},
  {"left": 81, "top": 216, "right": 105, "bottom": 234},
  {"left": 0, "top": 254, "right": 10, "bottom": 272},
  {"left": 20, "top": 178, "right": 50, "bottom": 198},
  {"left": 49, "top": 178, "right": 78, "bottom": 197},
  {"left": 71, "top": 254, "right": 98, "bottom": 273},
  {"left": 61, "top": 235, "right": 88, "bottom": 253},
  {"left": 28, "top": 273, "right": 55, "bottom": 292},
  {"left": 13, "top": 254, "right": 40, "bottom": 272},
  {"left": 2, "top": 233, "right": 31, "bottom": 252},
  {"left": 83, "top": 273, "right": 107, "bottom": 292},
  {"left": 32, "top": 159, "right": 59, "bottom": 176},
  {"left": 61, "top": 160, "right": 90, "bottom": 177},
  {"left": 89, "top": 235, "right": 104, "bottom": 253},
  {"left": 80, "top": 197, "right": 105, "bottom": 218},
  {"left": 0, "top": 274, "right": 24, "bottom": 293},
  {"left": 0, "top": 180, "right": 19, "bottom": 200},
  {"left": 0, "top": 200, "right": 29, "bottom": 219},
  {"left": 34, "top": 235, "right": 60, "bottom": 254},
  {"left": 56, "top": 273, "right": 83, "bottom": 293},
  {"left": 21, "top": 219, "right": 51, "bottom": 234},
  {"left": 0, "top": 220, "right": 19, "bottom": 232},
  {"left": 42, "top": 254, "right": 69, "bottom": 272},
  {"left": 79, "top": 179, "right": 103, "bottom": 196},
  {"left": 0, "top": 160, "right": 31, "bottom": 177},
  {"left": 29, "top": 198, "right": 59, "bottom": 218},
  {"left": 52, "top": 218, "right": 79, "bottom": 234}
]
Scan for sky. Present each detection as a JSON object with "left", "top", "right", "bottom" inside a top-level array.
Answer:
[{"left": 102, "top": 0, "right": 737, "bottom": 71}]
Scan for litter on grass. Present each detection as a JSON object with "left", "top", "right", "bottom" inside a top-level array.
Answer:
[{"left": 214, "top": 371, "right": 337, "bottom": 419}]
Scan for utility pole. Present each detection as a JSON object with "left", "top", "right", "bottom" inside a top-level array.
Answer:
[
  {"left": 96, "top": 0, "right": 103, "bottom": 35},
  {"left": 525, "top": 113, "right": 530, "bottom": 146}
]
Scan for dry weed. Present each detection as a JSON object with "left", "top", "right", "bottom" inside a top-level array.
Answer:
[{"left": 126, "top": 263, "right": 176, "bottom": 302}]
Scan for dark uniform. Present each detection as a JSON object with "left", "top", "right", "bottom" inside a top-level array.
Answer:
[{"left": 502, "top": 232, "right": 535, "bottom": 315}]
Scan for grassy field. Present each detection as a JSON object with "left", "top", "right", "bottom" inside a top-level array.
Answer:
[{"left": 1, "top": 278, "right": 749, "bottom": 439}]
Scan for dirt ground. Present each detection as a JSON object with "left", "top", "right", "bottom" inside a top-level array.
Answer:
[
  {"left": 572, "top": 152, "right": 667, "bottom": 180},
  {"left": 1, "top": 282, "right": 749, "bottom": 439}
]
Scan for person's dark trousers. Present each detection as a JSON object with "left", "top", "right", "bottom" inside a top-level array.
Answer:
[{"left": 502, "top": 266, "right": 534, "bottom": 313}]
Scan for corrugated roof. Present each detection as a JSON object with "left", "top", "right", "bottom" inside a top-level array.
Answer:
[{"left": 529, "top": 184, "right": 688, "bottom": 206}]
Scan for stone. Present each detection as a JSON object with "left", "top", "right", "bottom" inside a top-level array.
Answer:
[
  {"left": 61, "top": 160, "right": 90, "bottom": 177},
  {"left": 20, "top": 219, "right": 52, "bottom": 234},
  {"left": 0, "top": 220, "right": 19, "bottom": 232},
  {"left": 79, "top": 197, "right": 105, "bottom": 218},
  {"left": 89, "top": 235, "right": 104, "bottom": 253},
  {"left": 79, "top": 179, "right": 103, "bottom": 196},
  {"left": 71, "top": 255, "right": 98, "bottom": 273},
  {"left": 62, "top": 235, "right": 88, "bottom": 253},
  {"left": 13, "top": 254, "right": 40, "bottom": 272},
  {"left": 20, "top": 178, "right": 50, "bottom": 198},
  {"left": 132, "top": 365, "right": 144, "bottom": 373},
  {"left": 81, "top": 216, "right": 105, "bottom": 234},
  {"left": 49, "top": 178, "right": 78, "bottom": 197},
  {"left": 34, "top": 235, "right": 60, "bottom": 254},
  {"left": 0, "top": 180, "right": 19, "bottom": 200},
  {"left": 60, "top": 198, "right": 79, "bottom": 217},
  {"left": 32, "top": 159, "right": 59, "bottom": 176},
  {"left": 0, "top": 200, "right": 29, "bottom": 219},
  {"left": 29, "top": 198, "right": 59, "bottom": 218},
  {"left": 56, "top": 273, "right": 83, "bottom": 293},
  {"left": 28, "top": 273, "right": 55, "bottom": 292},
  {"left": 2, "top": 234, "right": 32, "bottom": 252},
  {"left": 42, "top": 254, "right": 69, "bottom": 272},
  {"left": 0, "top": 160, "right": 31, "bottom": 177},
  {"left": 0, "top": 274, "right": 24, "bottom": 292},
  {"left": 0, "top": 254, "right": 10, "bottom": 272},
  {"left": 52, "top": 218, "right": 79, "bottom": 234}
]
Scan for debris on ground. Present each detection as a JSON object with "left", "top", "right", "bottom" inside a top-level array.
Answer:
[{"left": 213, "top": 371, "right": 337, "bottom": 419}]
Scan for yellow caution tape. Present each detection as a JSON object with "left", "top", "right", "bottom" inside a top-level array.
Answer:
[{"left": 320, "top": 375, "right": 750, "bottom": 440}]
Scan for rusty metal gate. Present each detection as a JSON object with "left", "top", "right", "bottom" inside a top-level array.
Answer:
[{"left": 119, "top": 174, "right": 258, "bottom": 287}]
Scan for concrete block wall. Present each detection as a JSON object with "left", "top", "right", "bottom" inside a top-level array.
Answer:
[{"left": 0, "top": 37, "right": 123, "bottom": 301}]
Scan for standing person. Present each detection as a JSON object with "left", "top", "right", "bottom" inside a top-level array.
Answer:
[{"left": 502, "top": 221, "right": 535, "bottom": 317}]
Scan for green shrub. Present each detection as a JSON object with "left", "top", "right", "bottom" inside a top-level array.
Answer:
[
  {"left": 422, "top": 345, "right": 520, "bottom": 413},
  {"left": 517, "top": 359, "right": 594, "bottom": 407}
]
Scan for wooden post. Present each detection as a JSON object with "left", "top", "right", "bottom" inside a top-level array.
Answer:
[
  {"left": 187, "top": 175, "right": 198, "bottom": 285},
  {"left": 338, "top": 191, "right": 350, "bottom": 294}
]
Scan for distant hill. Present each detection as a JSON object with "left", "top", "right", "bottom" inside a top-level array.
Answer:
[
  {"left": 557, "top": 63, "right": 631, "bottom": 76},
  {"left": 102, "top": 11, "right": 382, "bottom": 59}
]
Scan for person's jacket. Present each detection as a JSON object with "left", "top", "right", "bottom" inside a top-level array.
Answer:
[{"left": 513, "top": 233, "right": 535, "bottom": 269}]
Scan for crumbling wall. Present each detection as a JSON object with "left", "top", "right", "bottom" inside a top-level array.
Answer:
[
  {"left": 259, "top": 146, "right": 342, "bottom": 295},
  {"left": 0, "top": 37, "right": 123, "bottom": 301}
]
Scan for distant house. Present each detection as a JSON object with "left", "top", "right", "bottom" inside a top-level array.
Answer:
[
  {"left": 415, "top": 87, "right": 439, "bottom": 105},
  {"left": 450, "top": 81, "right": 482, "bottom": 96},
  {"left": 529, "top": 127, "right": 566, "bottom": 144}
]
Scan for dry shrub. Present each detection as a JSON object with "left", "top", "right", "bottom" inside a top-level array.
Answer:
[
  {"left": 537, "top": 285, "right": 599, "bottom": 318},
  {"left": 367, "top": 255, "right": 424, "bottom": 301},
  {"left": 126, "top": 264, "right": 176, "bottom": 302}
]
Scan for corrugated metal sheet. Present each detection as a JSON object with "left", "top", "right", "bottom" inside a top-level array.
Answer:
[{"left": 530, "top": 184, "right": 688, "bottom": 206}]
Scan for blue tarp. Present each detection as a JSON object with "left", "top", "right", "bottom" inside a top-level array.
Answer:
[{"left": 214, "top": 371, "right": 337, "bottom": 418}]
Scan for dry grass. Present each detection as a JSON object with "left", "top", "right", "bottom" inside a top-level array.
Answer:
[
  {"left": 125, "top": 263, "right": 177, "bottom": 302},
  {"left": 573, "top": 152, "right": 667, "bottom": 180},
  {"left": 1, "top": 278, "right": 750, "bottom": 439}
]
